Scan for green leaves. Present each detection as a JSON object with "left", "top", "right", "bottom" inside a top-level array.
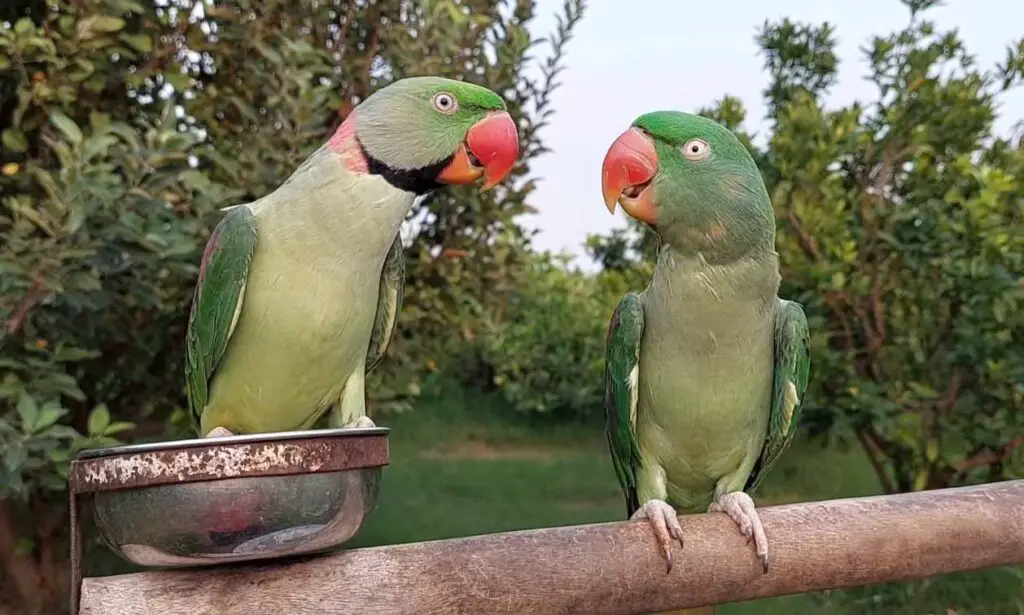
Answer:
[
  {"left": 15, "top": 394, "right": 39, "bottom": 430},
  {"left": 2, "top": 129, "right": 29, "bottom": 153},
  {"left": 87, "top": 403, "right": 110, "bottom": 436},
  {"left": 480, "top": 254, "right": 623, "bottom": 419},
  {"left": 48, "top": 110, "right": 83, "bottom": 145},
  {"left": 75, "top": 15, "right": 126, "bottom": 39},
  {"left": 759, "top": 6, "right": 1024, "bottom": 493},
  {"left": 13, "top": 17, "right": 35, "bottom": 36},
  {"left": 757, "top": 18, "right": 839, "bottom": 116},
  {"left": 119, "top": 32, "right": 152, "bottom": 53},
  {"left": 15, "top": 394, "right": 65, "bottom": 435}
]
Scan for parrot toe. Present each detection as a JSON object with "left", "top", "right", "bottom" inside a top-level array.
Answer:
[
  {"left": 344, "top": 416, "right": 377, "bottom": 430},
  {"left": 631, "top": 499, "right": 684, "bottom": 574},
  {"left": 709, "top": 491, "right": 770, "bottom": 574},
  {"left": 204, "top": 426, "right": 235, "bottom": 438}
]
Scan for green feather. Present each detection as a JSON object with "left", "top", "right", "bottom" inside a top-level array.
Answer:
[
  {"left": 745, "top": 299, "right": 811, "bottom": 492},
  {"left": 184, "top": 205, "right": 258, "bottom": 431},
  {"left": 366, "top": 234, "right": 405, "bottom": 373},
  {"left": 603, "top": 292, "right": 645, "bottom": 517}
]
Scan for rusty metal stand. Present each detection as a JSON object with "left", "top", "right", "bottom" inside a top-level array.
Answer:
[
  {"left": 66, "top": 428, "right": 389, "bottom": 614},
  {"left": 69, "top": 485, "right": 83, "bottom": 615}
]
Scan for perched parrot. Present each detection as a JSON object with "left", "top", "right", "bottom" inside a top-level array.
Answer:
[
  {"left": 600, "top": 111, "right": 810, "bottom": 576},
  {"left": 186, "top": 76, "right": 519, "bottom": 437}
]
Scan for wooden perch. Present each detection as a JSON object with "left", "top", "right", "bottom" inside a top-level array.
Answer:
[{"left": 79, "top": 480, "right": 1024, "bottom": 615}]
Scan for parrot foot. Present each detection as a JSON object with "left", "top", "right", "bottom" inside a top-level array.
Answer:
[
  {"left": 631, "top": 499, "right": 684, "bottom": 574},
  {"left": 708, "top": 491, "right": 770, "bottom": 573},
  {"left": 343, "top": 416, "right": 376, "bottom": 429},
  {"left": 204, "top": 427, "right": 234, "bottom": 438}
]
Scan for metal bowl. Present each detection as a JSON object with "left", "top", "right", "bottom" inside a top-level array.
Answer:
[{"left": 69, "top": 427, "right": 389, "bottom": 568}]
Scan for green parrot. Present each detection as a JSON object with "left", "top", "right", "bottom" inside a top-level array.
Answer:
[
  {"left": 600, "top": 111, "right": 810, "bottom": 576},
  {"left": 186, "top": 76, "right": 519, "bottom": 438}
]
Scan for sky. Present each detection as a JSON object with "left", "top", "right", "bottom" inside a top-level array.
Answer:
[{"left": 521, "top": 0, "right": 1024, "bottom": 269}]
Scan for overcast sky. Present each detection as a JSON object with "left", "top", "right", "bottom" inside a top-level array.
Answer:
[{"left": 521, "top": 0, "right": 1024, "bottom": 268}]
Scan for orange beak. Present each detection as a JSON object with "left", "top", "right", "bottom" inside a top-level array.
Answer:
[
  {"left": 601, "top": 127, "right": 659, "bottom": 225},
  {"left": 437, "top": 111, "right": 520, "bottom": 190}
]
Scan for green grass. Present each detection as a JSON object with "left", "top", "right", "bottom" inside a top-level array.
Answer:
[{"left": 347, "top": 385, "right": 1024, "bottom": 615}]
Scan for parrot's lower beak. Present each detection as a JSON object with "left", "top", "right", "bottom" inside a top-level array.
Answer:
[
  {"left": 438, "top": 111, "right": 520, "bottom": 191},
  {"left": 601, "top": 127, "right": 658, "bottom": 225}
]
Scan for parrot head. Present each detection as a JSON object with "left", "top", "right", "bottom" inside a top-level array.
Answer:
[
  {"left": 600, "top": 111, "right": 774, "bottom": 259},
  {"left": 330, "top": 76, "right": 520, "bottom": 194}
]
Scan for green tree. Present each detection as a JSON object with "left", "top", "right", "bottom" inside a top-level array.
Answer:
[
  {"left": 0, "top": 0, "right": 586, "bottom": 611},
  {"left": 479, "top": 252, "right": 627, "bottom": 419},
  {"left": 759, "top": 1, "right": 1024, "bottom": 493},
  {"left": 584, "top": 219, "right": 657, "bottom": 285}
]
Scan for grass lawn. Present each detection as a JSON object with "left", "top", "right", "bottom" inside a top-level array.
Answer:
[{"left": 348, "top": 384, "right": 1024, "bottom": 615}]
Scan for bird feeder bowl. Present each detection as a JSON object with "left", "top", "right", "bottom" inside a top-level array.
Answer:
[{"left": 68, "top": 426, "right": 389, "bottom": 613}]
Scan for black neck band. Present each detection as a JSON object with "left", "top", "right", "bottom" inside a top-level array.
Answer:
[{"left": 358, "top": 138, "right": 451, "bottom": 196}]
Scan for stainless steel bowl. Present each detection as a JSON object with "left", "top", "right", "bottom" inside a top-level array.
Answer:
[{"left": 70, "top": 427, "right": 389, "bottom": 568}]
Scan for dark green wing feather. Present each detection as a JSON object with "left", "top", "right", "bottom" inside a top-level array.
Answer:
[
  {"left": 604, "top": 292, "right": 645, "bottom": 517},
  {"left": 184, "top": 205, "right": 258, "bottom": 430},
  {"left": 366, "top": 234, "right": 404, "bottom": 373},
  {"left": 745, "top": 299, "right": 811, "bottom": 492}
]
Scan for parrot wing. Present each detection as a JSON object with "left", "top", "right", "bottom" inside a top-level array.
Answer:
[
  {"left": 365, "top": 234, "right": 405, "bottom": 373},
  {"left": 745, "top": 299, "right": 811, "bottom": 492},
  {"left": 185, "top": 205, "right": 259, "bottom": 429},
  {"left": 604, "top": 292, "right": 646, "bottom": 517}
]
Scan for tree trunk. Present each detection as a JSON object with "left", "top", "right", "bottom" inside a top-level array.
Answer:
[{"left": 0, "top": 499, "right": 68, "bottom": 615}]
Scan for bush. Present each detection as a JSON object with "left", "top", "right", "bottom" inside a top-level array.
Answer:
[
  {"left": 479, "top": 253, "right": 628, "bottom": 419},
  {"left": 759, "top": 4, "right": 1024, "bottom": 492},
  {"left": 1, "top": 7, "right": 225, "bottom": 607}
]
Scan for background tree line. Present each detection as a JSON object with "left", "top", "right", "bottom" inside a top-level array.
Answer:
[{"left": 1, "top": 0, "right": 1022, "bottom": 612}]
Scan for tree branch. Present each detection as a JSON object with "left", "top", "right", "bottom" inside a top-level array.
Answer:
[
  {"left": 785, "top": 211, "right": 822, "bottom": 261},
  {"left": 956, "top": 436, "right": 1024, "bottom": 476},
  {"left": 856, "top": 425, "right": 896, "bottom": 494},
  {"left": 0, "top": 500, "right": 43, "bottom": 613},
  {"left": 4, "top": 276, "right": 44, "bottom": 337},
  {"left": 78, "top": 482, "right": 1024, "bottom": 615}
]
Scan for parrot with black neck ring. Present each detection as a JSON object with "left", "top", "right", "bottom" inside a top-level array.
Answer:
[{"left": 186, "top": 76, "right": 520, "bottom": 438}]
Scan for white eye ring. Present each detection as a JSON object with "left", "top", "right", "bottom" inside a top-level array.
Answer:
[
  {"left": 433, "top": 92, "right": 458, "bottom": 114},
  {"left": 682, "top": 138, "right": 710, "bottom": 161}
]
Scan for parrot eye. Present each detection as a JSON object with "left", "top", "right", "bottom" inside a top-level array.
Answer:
[
  {"left": 682, "top": 138, "right": 710, "bottom": 161},
  {"left": 433, "top": 92, "right": 458, "bottom": 114}
]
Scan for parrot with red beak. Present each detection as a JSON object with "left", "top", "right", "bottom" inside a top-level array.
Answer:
[
  {"left": 600, "top": 111, "right": 810, "bottom": 576},
  {"left": 186, "top": 76, "right": 519, "bottom": 437}
]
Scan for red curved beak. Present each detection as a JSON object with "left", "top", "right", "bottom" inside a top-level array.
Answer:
[
  {"left": 601, "top": 127, "right": 659, "bottom": 225},
  {"left": 438, "top": 111, "right": 520, "bottom": 191}
]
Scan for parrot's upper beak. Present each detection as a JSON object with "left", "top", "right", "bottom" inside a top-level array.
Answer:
[
  {"left": 438, "top": 111, "right": 520, "bottom": 190},
  {"left": 601, "top": 126, "right": 658, "bottom": 225}
]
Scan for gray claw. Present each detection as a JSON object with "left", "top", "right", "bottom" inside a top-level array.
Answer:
[{"left": 631, "top": 499, "right": 683, "bottom": 576}]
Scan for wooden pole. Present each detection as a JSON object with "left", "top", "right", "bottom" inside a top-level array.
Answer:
[{"left": 79, "top": 481, "right": 1024, "bottom": 615}]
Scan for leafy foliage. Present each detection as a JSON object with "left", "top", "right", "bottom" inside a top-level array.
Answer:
[
  {"left": 584, "top": 219, "right": 656, "bottom": 290},
  {"left": 759, "top": 6, "right": 1024, "bottom": 493},
  {"left": 478, "top": 253, "right": 628, "bottom": 419},
  {"left": 0, "top": 0, "right": 586, "bottom": 611}
]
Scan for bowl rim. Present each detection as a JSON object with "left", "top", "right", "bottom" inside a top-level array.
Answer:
[{"left": 74, "top": 426, "right": 390, "bottom": 460}]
